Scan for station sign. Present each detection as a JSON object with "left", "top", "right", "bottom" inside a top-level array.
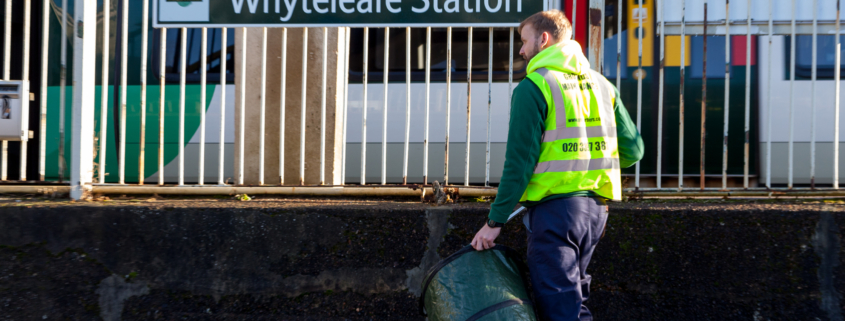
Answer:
[{"left": 153, "top": 0, "right": 546, "bottom": 28}]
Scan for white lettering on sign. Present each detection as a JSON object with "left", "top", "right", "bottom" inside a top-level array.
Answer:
[
  {"left": 444, "top": 0, "right": 458, "bottom": 12},
  {"left": 314, "top": 0, "right": 329, "bottom": 13},
  {"left": 357, "top": 0, "right": 373, "bottom": 13},
  {"left": 229, "top": 0, "right": 520, "bottom": 21},
  {"left": 339, "top": 0, "right": 355, "bottom": 13},
  {"left": 386, "top": 0, "right": 401, "bottom": 13},
  {"left": 230, "top": 0, "right": 262, "bottom": 14},
  {"left": 484, "top": 0, "right": 500, "bottom": 12},
  {"left": 411, "top": 0, "right": 428, "bottom": 13},
  {"left": 281, "top": 0, "right": 297, "bottom": 21}
]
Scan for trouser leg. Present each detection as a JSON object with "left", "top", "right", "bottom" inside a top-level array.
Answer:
[
  {"left": 577, "top": 199, "right": 608, "bottom": 321},
  {"left": 526, "top": 197, "right": 607, "bottom": 321}
]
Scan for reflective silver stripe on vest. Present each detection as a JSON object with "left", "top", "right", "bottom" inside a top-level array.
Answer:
[
  {"left": 536, "top": 68, "right": 616, "bottom": 143},
  {"left": 536, "top": 68, "right": 568, "bottom": 130},
  {"left": 542, "top": 126, "right": 617, "bottom": 143},
  {"left": 533, "top": 157, "right": 621, "bottom": 174},
  {"left": 590, "top": 69, "right": 617, "bottom": 130}
]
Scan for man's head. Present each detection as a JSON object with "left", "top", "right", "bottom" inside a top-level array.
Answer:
[{"left": 518, "top": 10, "right": 573, "bottom": 62}]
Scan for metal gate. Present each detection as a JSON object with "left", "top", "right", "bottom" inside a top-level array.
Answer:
[{"left": 2, "top": 0, "right": 845, "bottom": 199}]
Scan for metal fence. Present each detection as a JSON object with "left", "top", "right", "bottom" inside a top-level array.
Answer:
[{"left": 2, "top": 0, "right": 845, "bottom": 199}]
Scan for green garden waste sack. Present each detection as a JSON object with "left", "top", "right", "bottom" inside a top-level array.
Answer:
[{"left": 419, "top": 245, "right": 538, "bottom": 321}]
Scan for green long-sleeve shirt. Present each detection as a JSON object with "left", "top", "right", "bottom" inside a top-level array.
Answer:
[{"left": 488, "top": 77, "right": 644, "bottom": 224}]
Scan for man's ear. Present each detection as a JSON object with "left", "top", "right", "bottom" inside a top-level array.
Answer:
[{"left": 540, "top": 32, "right": 550, "bottom": 49}]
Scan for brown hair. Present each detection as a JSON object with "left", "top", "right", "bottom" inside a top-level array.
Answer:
[{"left": 518, "top": 10, "right": 572, "bottom": 42}]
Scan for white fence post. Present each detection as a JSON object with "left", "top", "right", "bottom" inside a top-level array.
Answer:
[{"left": 70, "top": 0, "right": 96, "bottom": 200}]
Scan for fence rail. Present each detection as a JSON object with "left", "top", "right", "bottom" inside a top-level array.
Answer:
[{"left": 1, "top": 0, "right": 845, "bottom": 199}]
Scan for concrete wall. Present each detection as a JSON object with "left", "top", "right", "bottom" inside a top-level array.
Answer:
[
  {"left": 235, "top": 27, "right": 346, "bottom": 186},
  {"left": 0, "top": 201, "right": 843, "bottom": 320}
]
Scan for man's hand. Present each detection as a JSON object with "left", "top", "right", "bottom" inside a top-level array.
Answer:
[{"left": 471, "top": 224, "right": 501, "bottom": 251}]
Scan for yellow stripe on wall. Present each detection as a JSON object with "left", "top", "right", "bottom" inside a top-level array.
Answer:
[
  {"left": 627, "top": 0, "right": 653, "bottom": 67},
  {"left": 664, "top": 36, "right": 691, "bottom": 67}
]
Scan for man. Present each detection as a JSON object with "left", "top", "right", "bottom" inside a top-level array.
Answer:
[{"left": 470, "top": 10, "right": 644, "bottom": 321}]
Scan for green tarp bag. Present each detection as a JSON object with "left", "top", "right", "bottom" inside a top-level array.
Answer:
[{"left": 420, "top": 245, "right": 538, "bottom": 321}]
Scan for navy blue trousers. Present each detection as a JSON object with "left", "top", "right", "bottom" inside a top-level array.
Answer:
[{"left": 525, "top": 196, "right": 608, "bottom": 321}]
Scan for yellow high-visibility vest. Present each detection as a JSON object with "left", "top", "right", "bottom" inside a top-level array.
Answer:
[{"left": 520, "top": 68, "right": 621, "bottom": 202}]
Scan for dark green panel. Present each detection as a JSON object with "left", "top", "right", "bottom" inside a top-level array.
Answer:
[{"left": 630, "top": 65, "right": 759, "bottom": 177}]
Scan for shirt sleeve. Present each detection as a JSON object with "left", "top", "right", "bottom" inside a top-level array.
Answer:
[
  {"left": 487, "top": 80, "right": 547, "bottom": 224},
  {"left": 612, "top": 85, "right": 645, "bottom": 168}
]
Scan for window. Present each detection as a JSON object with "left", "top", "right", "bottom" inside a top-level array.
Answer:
[
  {"left": 602, "top": 0, "right": 629, "bottom": 80},
  {"left": 348, "top": 27, "right": 526, "bottom": 82},
  {"left": 602, "top": 30, "right": 629, "bottom": 79},
  {"left": 787, "top": 35, "right": 845, "bottom": 80},
  {"left": 153, "top": 28, "right": 235, "bottom": 84},
  {"left": 688, "top": 35, "right": 727, "bottom": 79}
]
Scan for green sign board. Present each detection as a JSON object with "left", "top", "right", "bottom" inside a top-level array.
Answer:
[{"left": 153, "top": 0, "right": 546, "bottom": 28}]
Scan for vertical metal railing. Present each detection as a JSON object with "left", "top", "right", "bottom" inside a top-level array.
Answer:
[
  {"left": 616, "top": 0, "right": 621, "bottom": 90},
  {"left": 139, "top": 0, "right": 149, "bottom": 185},
  {"left": 38, "top": 0, "right": 49, "bottom": 181},
  {"left": 298, "top": 27, "right": 307, "bottom": 185},
  {"left": 765, "top": 0, "right": 772, "bottom": 189},
  {"left": 836, "top": 1, "right": 842, "bottom": 189},
  {"left": 59, "top": 0, "right": 67, "bottom": 183},
  {"left": 240, "top": 27, "right": 248, "bottom": 185},
  {"left": 810, "top": 0, "right": 818, "bottom": 188},
  {"left": 402, "top": 27, "right": 411, "bottom": 185},
  {"left": 743, "top": 0, "right": 751, "bottom": 189},
  {"left": 679, "top": 0, "right": 686, "bottom": 190},
  {"left": 571, "top": 0, "right": 577, "bottom": 40},
  {"left": 788, "top": 0, "right": 796, "bottom": 189},
  {"left": 635, "top": 0, "right": 643, "bottom": 188},
  {"left": 259, "top": 27, "right": 268, "bottom": 186},
  {"left": 177, "top": 27, "right": 187, "bottom": 186},
  {"left": 700, "top": 0, "right": 707, "bottom": 191},
  {"left": 319, "top": 26, "right": 328, "bottom": 185},
  {"left": 444, "top": 27, "right": 452, "bottom": 185},
  {"left": 100, "top": 0, "right": 112, "bottom": 184},
  {"left": 485, "top": 27, "right": 493, "bottom": 187},
  {"left": 219, "top": 28, "right": 228, "bottom": 185},
  {"left": 464, "top": 27, "right": 473, "bottom": 187},
  {"left": 118, "top": 0, "right": 128, "bottom": 185},
  {"left": 381, "top": 27, "right": 389, "bottom": 185},
  {"left": 721, "top": 0, "right": 730, "bottom": 190},
  {"left": 657, "top": 0, "right": 665, "bottom": 189},
  {"left": 20, "top": 0, "right": 30, "bottom": 182},
  {"left": 656, "top": 0, "right": 665, "bottom": 189},
  {"left": 279, "top": 27, "right": 287, "bottom": 185},
  {"left": 2, "top": 0, "right": 11, "bottom": 182},
  {"left": 158, "top": 28, "right": 166, "bottom": 185},
  {"left": 360, "top": 27, "right": 368, "bottom": 185},
  {"left": 341, "top": 27, "right": 351, "bottom": 185},
  {"left": 423, "top": 27, "right": 431, "bottom": 185},
  {"left": 508, "top": 27, "right": 514, "bottom": 121},
  {"left": 198, "top": 27, "right": 207, "bottom": 185}
]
